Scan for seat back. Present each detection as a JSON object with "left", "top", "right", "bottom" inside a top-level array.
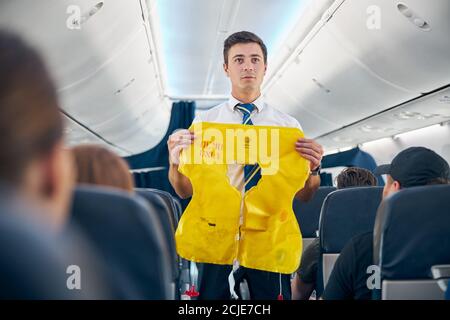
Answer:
[
  {"left": 143, "top": 188, "right": 180, "bottom": 226},
  {"left": 294, "top": 186, "right": 336, "bottom": 237},
  {"left": 135, "top": 188, "right": 198, "bottom": 298},
  {"left": 135, "top": 189, "right": 180, "bottom": 293},
  {"left": 0, "top": 190, "right": 111, "bottom": 299},
  {"left": 173, "top": 197, "right": 183, "bottom": 221},
  {"left": 293, "top": 187, "right": 336, "bottom": 251},
  {"left": 0, "top": 202, "right": 72, "bottom": 299},
  {"left": 381, "top": 280, "right": 443, "bottom": 300},
  {"left": 374, "top": 185, "right": 450, "bottom": 300},
  {"left": 136, "top": 189, "right": 178, "bottom": 229},
  {"left": 319, "top": 187, "right": 383, "bottom": 289},
  {"left": 71, "top": 186, "right": 173, "bottom": 299}
]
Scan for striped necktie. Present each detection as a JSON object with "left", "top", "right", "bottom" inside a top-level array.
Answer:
[{"left": 235, "top": 103, "right": 261, "bottom": 191}]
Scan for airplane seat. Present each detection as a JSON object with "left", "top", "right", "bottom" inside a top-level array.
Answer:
[
  {"left": 0, "top": 201, "right": 72, "bottom": 299},
  {"left": 135, "top": 189, "right": 180, "bottom": 297},
  {"left": 373, "top": 184, "right": 450, "bottom": 300},
  {"left": 293, "top": 186, "right": 336, "bottom": 251},
  {"left": 70, "top": 185, "right": 174, "bottom": 299},
  {"left": 135, "top": 188, "right": 178, "bottom": 231},
  {"left": 0, "top": 190, "right": 112, "bottom": 299},
  {"left": 142, "top": 188, "right": 180, "bottom": 226},
  {"left": 431, "top": 265, "right": 450, "bottom": 295},
  {"left": 318, "top": 186, "right": 383, "bottom": 294},
  {"left": 173, "top": 197, "right": 183, "bottom": 221},
  {"left": 135, "top": 188, "right": 198, "bottom": 298},
  {"left": 136, "top": 188, "right": 200, "bottom": 297}
]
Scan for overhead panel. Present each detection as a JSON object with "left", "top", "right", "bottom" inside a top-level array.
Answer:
[
  {"left": 326, "top": 0, "right": 450, "bottom": 93},
  {"left": 61, "top": 27, "right": 158, "bottom": 125},
  {"left": 263, "top": 0, "right": 450, "bottom": 142},
  {"left": 0, "top": 0, "right": 170, "bottom": 155},
  {"left": 63, "top": 115, "right": 132, "bottom": 156},
  {"left": 317, "top": 87, "right": 450, "bottom": 150}
]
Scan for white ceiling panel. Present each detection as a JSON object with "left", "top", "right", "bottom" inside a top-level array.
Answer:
[
  {"left": 263, "top": 0, "right": 450, "bottom": 143},
  {"left": 63, "top": 115, "right": 132, "bottom": 156},
  {"left": 1, "top": 0, "right": 449, "bottom": 154},
  {"left": 265, "top": 25, "right": 417, "bottom": 134},
  {"left": 0, "top": 0, "right": 170, "bottom": 155},
  {"left": 60, "top": 27, "right": 158, "bottom": 125},
  {"left": 326, "top": 0, "right": 450, "bottom": 93},
  {"left": 264, "top": 81, "right": 338, "bottom": 138},
  {"left": 317, "top": 86, "right": 450, "bottom": 150},
  {"left": 155, "top": 0, "right": 312, "bottom": 98}
]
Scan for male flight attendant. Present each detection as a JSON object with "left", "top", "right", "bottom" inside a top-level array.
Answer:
[{"left": 168, "top": 31, "right": 324, "bottom": 299}]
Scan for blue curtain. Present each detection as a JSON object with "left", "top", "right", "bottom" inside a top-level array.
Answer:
[
  {"left": 320, "top": 147, "right": 383, "bottom": 186},
  {"left": 124, "top": 101, "right": 196, "bottom": 209}
]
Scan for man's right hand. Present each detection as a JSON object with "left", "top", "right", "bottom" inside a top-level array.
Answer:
[{"left": 167, "top": 129, "right": 195, "bottom": 165}]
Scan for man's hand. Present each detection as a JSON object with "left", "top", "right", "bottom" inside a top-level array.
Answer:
[
  {"left": 167, "top": 129, "right": 195, "bottom": 165},
  {"left": 167, "top": 129, "right": 195, "bottom": 199},
  {"left": 295, "top": 138, "right": 323, "bottom": 201},
  {"left": 295, "top": 138, "right": 324, "bottom": 171}
]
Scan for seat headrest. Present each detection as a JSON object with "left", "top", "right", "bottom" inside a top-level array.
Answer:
[
  {"left": 141, "top": 188, "right": 180, "bottom": 225},
  {"left": 374, "top": 184, "right": 450, "bottom": 280},
  {"left": 135, "top": 189, "right": 179, "bottom": 280},
  {"left": 136, "top": 189, "right": 177, "bottom": 230},
  {"left": 293, "top": 187, "right": 336, "bottom": 237},
  {"left": 320, "top": 187, "right": 383, "bottom": 253},
  {"left": 71, "top": 185, "right": 173, "bottom": 299}
]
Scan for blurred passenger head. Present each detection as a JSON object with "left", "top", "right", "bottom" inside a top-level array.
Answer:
[
  {"left": 71, "top": 144, "right": 134, "bottom": 192},
  {"left": 374, "top": 147, "right": 450, "bottom": 199},
  {"left": 336, "top": 167, "right": 378, "bottom": 189},
  {"left": 0, "top": 30, "right": 75, "bottom": 230}
]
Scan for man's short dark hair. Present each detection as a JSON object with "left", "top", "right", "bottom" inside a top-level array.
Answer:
[
  {"left": 336, "top": 167, "right": 378, "bottom": 189},
  {"left": 223, "top": 31, "right": 268, "bottom": 65},
  {"left": 0, "top": 30, "right": 63, "bottom": 184}
]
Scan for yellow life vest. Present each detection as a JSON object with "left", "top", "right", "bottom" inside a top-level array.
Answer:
[{"left": 175, "top": 122, "right": 310, "bottom": 273}]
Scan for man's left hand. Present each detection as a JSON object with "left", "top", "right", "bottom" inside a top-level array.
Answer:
[{"left": 295, "top": 138, "right": 324, "bottom": 171}]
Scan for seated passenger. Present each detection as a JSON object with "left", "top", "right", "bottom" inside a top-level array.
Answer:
[
  {"left": 322, "top": 147, "right": 449, "bottom": 300},
  {"left": 0, "top": 31, "right": 76, "bottom": 298},
  {"left": 0, "top": 31, "right": 117, "bottom": 299},
  {"left": 291, "top": 167, "right": 377, "bottom": 300},
  {"left": 0, "top": 30, "right": 75, "bottom": 232},
  {"left": 71, "top": 144, "right": 134, "bottom": 192}
]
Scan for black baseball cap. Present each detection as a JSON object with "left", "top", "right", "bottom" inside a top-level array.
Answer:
[{"left": 373, "top": 147, "right": 450, "bottom": 187}]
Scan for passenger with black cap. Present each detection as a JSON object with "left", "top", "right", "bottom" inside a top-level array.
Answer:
[{"left": 322, "top": 147, "right": 449, "bottom": 300}]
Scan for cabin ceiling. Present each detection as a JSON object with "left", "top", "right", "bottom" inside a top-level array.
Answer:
[
  {"left": 0, "top": 0, "right": 449, "bottom": 156},
  {"left": 0, "top": 0, "right": 171, "bottom": 156},
  {"left": 154, "top": 0, "right": 310, "bottom": 99}
]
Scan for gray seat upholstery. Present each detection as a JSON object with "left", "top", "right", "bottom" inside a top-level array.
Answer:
[
  {"left": 135, "top": 188, "right": 180, "bottom": 296},
  {"left": 293, "top": 187, "right": 336, "bottom": 251},
  {"left": 136, "top": 188, "right": 199, "bottom": 298},
  {"left": 143, "top": 188, "right": 180, "bottom": 226},
  {"left": 294, "top": 187, "right": 336, "bottom": 238},
  {"left": 0, "top": 201, "right": 72, "bottom": 299},
  {"left": 431, "top": 265, "right": 450, "bottom": 293},
  {"left": 374, "top": 184, "right": 450, "bottom": 300},
  {"left": 318, "top": 187, "right": 383, "bottom": 291},
  {"left": 0, "top": 189, "right": 111, "bottom": 299},
  {"left": 71, "top": 186, "right": 173, "bottom": 299}
]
